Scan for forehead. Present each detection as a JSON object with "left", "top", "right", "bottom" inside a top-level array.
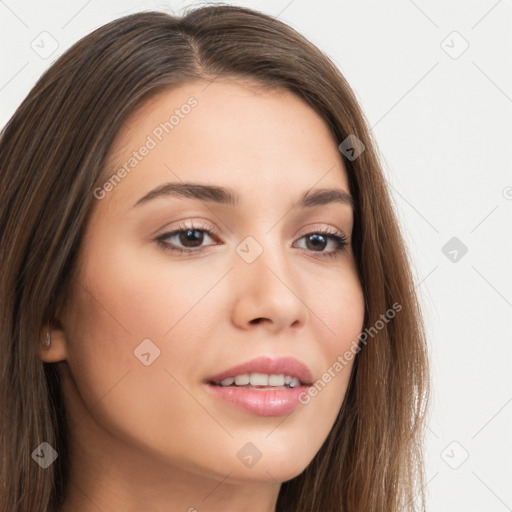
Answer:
[{"left": 100, "top": 78, "right": 350, "bottom": 210}]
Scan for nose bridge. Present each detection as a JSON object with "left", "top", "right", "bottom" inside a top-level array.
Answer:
[
  {"left": 237, "top": 228, "right": 289, "bottom": 288},
  {"left": 231, "top": 227, "right": 307, "bottom": 330}
]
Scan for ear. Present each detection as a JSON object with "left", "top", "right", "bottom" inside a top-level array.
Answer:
[{"left": 38, "top": 316, "right": 69, "bottom": 363}]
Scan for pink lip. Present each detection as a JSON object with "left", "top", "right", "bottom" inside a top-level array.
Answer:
[{"left": 204, "top": 356, "right": 314, "bottom": 417}]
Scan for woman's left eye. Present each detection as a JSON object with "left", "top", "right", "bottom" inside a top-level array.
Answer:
[
  {"left": 155, "top": 223, "right": 349, "bottom": 259},
  {"left": 294, "top": 230, "right": 349, "bottom": 259}
]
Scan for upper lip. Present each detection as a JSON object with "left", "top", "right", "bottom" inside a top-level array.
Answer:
[{"left": 206, "top": 356, "right": 314, "bottom": 386}]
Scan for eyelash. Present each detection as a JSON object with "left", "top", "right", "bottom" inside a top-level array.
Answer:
[{"left": 155, "top": 221, "right": 349, "bottom": 260}]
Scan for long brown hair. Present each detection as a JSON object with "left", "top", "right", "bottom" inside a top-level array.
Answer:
[{"left": 0, "top": 6, "right": 429, "bottom": 511}]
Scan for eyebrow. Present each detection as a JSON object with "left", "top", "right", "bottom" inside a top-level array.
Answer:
[{"left": 133, "top": 182, "right": 355, "bottom": 210}]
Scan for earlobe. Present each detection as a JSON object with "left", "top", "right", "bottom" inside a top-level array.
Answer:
[{"left": 38, "top": 324, "right": 68, "bottom": 363}]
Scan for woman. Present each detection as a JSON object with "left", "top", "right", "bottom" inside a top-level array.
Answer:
[{"left": 0, "top": 5, "right": 429, "bottom": 511}]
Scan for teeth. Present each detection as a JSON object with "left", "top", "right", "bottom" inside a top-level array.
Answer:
[
  {"left": 268, "top": 374, "right": 285, "bottom": 386},
  {"left": 234, "top": 374, "right": 250, "bottom": 385},
  {"left": 250, "top": 372, "right": 269, "bottom": 386},
  {"left": 217, "top": 373, "right": 301, "bottom": 387},
  {"left": 288, "top": 377, "right": 300, "bottom": 388}
]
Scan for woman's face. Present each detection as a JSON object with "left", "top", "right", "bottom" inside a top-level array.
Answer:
[{"left": 53, "top": 78, "right": 365, "bottom": 484}]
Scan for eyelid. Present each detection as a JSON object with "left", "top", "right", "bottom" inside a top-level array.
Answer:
[
  {"left": 155, "top": 218, "right": 219, "bottom": 238},
  {"left": 295, "top": 222, "right": 347, "bottom": 239},
  {"left": 155, "top": 220, "right": 348, "bottom": 243}
]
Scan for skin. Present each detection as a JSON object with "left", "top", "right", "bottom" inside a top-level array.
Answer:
[{"left": 39, "top": 78, "right": 365, "bottom": 512}]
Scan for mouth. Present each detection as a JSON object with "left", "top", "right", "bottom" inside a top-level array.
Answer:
[
  {"left": 203, "top": 356, "right": 314, "bottom": 416},
  {"left": 208, "top": 372, "right": 305, "bottom": 389}
]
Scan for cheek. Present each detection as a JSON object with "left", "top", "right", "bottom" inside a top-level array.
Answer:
[
  {"left": 305, "top": 269, "right": 364, "bottom": 399},
  {"left": 313, "top": 266, "right": 365, "bottom": 351},
  {"left": 63, "top": 242, "right": 219, "bottom": 406},
  {"left": 62, "top": 262, "right": 220, "bottom": 466},
  {"left": 63, "top": 252, "right": 196, "bottom": 381},
  {"left": 71, "top": 237, "right": 212, "bottom": 340}
]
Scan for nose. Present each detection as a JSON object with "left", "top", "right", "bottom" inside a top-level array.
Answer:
[{"left": 230, "top": 235, "right": 308, "bottom": 334}]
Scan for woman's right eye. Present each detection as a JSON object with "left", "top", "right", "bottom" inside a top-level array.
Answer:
[{"left": 156, "top": 224, "right": 219, "bottom": 255}]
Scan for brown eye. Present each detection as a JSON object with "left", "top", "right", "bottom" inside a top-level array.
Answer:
[
  {"left": 294, "top": 229, "right": 349, "bottom": 260},
  {"left": 304, "top": 233, "right": 328, "bottom": 251},
  {"left": 177, "top": 229, "right": 204, "bottom": 248},
  {"left": 156, "top": 222, "right": 219, "bottom": 254}
]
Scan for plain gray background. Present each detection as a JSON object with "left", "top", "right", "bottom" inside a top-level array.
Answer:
[{"left": 1, "top": 1, "right": 511, "bottom": 510}]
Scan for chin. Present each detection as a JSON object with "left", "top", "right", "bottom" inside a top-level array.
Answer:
[
  {"left": 221, "top": 448, "right": 316, "bottom": 485},
  {"left": 223, "top": 463, "right": 308, "bottom": 485}
]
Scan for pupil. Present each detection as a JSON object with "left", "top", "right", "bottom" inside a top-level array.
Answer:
[
  {"left": 306, "top": 233, "right": 326, "bottom": 251},
  {"left": 180, "top": 229, "right": 203, "bottom": 247}
]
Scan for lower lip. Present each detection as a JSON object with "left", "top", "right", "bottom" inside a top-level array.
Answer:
[{"left": 205, "top": 383, "right": 310, "bottom": 416}]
